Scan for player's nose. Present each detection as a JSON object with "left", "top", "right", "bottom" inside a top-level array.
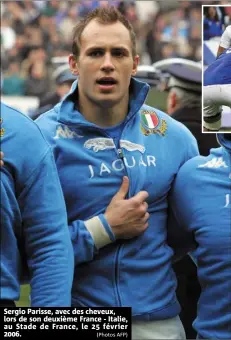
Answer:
[{"left": 100, "top": 53, "right": 115, "bottom": 72}]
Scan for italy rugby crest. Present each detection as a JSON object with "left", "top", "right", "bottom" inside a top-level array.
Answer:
[{"left": 140, "top": 110, "right": 167, "bottom": 136}]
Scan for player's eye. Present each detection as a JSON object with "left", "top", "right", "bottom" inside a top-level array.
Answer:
[
  {"left": 112, "top": 49, "right": 126, "bottom": 57},
  {"left": 89, "top": 50, "right": 104, "bottom": 57}
]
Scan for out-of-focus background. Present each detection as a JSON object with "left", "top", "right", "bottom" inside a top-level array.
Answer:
[{"left": 1, "top": 0, "right": 204, "bottom": 115}]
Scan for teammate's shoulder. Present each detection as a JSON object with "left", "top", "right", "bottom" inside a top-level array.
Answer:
[
  {"left": 36, "top": 103, "right": 59, "bottom": 125},
  {"left": 174, "top": 155, "right": 205, "bottom": 186},
  {"left": 35, "top": 104, "right": 61, "bottom": 145},
  {"left": 1, "top": 102, "right": 34, "bottom": 125},
  {"left": 177, "top": 146, "right": 223, "bottom": 177},
  {"left": 180, "top": 154, "right": 207, "bottom": 171},
  {"left": 1, "top": 102, "right": 49, "bottom": 145}
]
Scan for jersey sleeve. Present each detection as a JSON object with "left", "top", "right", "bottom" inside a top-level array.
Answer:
[
  {"left": 69, "top": 214, "right": 116, "bottom": 265},
  {"left": 167, "top": 159, "right": 198, "bottom": 259},
  {"left": 219, "top": 26, "right": 231, "bottom": 48},
  {"left": 18, "top": 149, "right": 74, "bottom": 306}
]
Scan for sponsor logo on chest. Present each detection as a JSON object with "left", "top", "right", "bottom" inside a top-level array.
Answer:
[
  {"left": 88, "top": 155, "right": 156, "bottom": 178},
  {"left": 83, "top": 138, "right": 156, "bottom": 178}
]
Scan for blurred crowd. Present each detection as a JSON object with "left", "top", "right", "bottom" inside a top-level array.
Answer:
[
  {"left": 203, "top": 5, "right": 231, "bottom": 41},
  {"left": 2, "top": 0, "right": 230, "bottom": 100},
  {"left": 1, "top": 0, "right": 204, "bottom": 99}
]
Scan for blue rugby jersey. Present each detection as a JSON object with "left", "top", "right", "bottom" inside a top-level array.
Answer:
[
  {"left": 204, "top": 48, "right": 231, "bottom": 85},
  {"left": 169, "top": 134, "right": 231, "bottom": 339},
  {"left": 0, "top": 102, "right": 74, "bottom": 306},
  {"left": 36, "top": 77, "right": 199, "bottom": 319}
]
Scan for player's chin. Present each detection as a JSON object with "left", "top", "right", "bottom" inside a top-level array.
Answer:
[{"left": 96, "top": 96, "right": 121, "bottom": 108}]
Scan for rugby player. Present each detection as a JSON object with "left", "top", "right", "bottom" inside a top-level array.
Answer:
[{"left": 203, "top": 47, "right": 231, "bottom": 131}]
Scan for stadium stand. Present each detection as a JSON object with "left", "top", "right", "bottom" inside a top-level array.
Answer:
[{"left": 1, "top": 0, "right": 203, "bottom": 116}]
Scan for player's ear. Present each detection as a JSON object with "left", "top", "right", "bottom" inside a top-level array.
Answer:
[
  {"left": 69, "top": 54, "right": 79, "bottom": 76},
  {"left": 170, "top": 91, "right": 177, "bottom": 109},
  {"left": 131, "top": 55, "right": 139, "bottom": 76}
]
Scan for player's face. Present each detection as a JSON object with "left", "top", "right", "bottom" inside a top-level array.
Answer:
[{"left": 69, "top": 19, "right": 139, "bottom": 108}]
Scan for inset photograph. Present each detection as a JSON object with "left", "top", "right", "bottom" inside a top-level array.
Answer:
[{"left": 202, "top": 5, "right": 231, "bottom": 132}]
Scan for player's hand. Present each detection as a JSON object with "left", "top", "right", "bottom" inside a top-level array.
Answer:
[
  {"left": 104, "top": 176, "right": 149, "bottom": 239},
  {"left": 0, "top": 151, "right": 4, "bottom": 167}
]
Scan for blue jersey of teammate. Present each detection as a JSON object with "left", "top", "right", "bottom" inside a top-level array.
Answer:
[{"left": 204, "top": 48, "right": 231, "bottom": 86}]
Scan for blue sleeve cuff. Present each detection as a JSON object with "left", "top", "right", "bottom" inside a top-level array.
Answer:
[{"left": 98, "top": 214, "right": 116, "bottom": 242}]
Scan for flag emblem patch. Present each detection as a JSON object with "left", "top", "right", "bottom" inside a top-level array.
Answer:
[{"left": 140, "top": 110, "right": 167, "bottom": 136}]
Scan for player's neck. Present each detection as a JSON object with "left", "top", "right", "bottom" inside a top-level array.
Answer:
[{"left": 77, "top": 93, "right": 129, "bottom": 128}]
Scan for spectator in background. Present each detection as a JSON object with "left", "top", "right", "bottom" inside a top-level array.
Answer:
[
  {"left": 3, "top": 1, "right": 26, "bottom": 35},
  {"left": 166, "top": 60, "right": 219, "bottom": 155},
  {"left": 188, "top": 7, "right": 202, "bottom": 60},
  {"left": 1, "top": 13, "right": 16, "bottom": 51},
  {"left": 37, "top": 13, "right": 54, "bottom": 51},
  {"left": 41, "top": 0, "right": 60, "bottom": 18},
  {"left": 224, "top": 5, "right": 231, "bottom": 25},
  {"left": 146, "top": 22, "right": 164, "bottom": 63},
  {"left": 7, "top": 34, "right": 28, "bottom": 65},
  {"left": 22, "top": 46, "right": 48, "bottom": 73},
  {"left": 25, "top": 60, "right": 49, "bottom": 99},
  {"left": 59, "top": 4, "right": 81, "bottom": 44},
  {"left": 2, "top": 60, "right": 26, "bottom": 96},
  {"left": 33, "top": 65, "right": 77, "bottom": 119},
  {"left": 161, "top": 43, "right": 177, "bottom": 59},
  {"left": 203, "top": 6, "right": 223, "bottom": 41},
  {"left": 24, "top": 23, "right": 44, "bottom": 48}
]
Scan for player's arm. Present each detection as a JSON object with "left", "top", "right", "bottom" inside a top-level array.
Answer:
[
  {"left": 167, "top": 205, "right": 197, "bottom": 261},
  {"left": 167, "top": 161, "right": 198, "bottom": 260},
  {"left": 203, "top": 85, "right": 223, "bottom": 131},
  {"left": 20, "top": 149, "right": 74, "bottom": 307},
  {"left": 167, "top": 132, "right": 199, "bottom": 260},
  {"left": 217, "top": 26, "right": 231, "bottom": 57},
  {"left": 217, "top": 45, "right": 226, "bottom": 58}
]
